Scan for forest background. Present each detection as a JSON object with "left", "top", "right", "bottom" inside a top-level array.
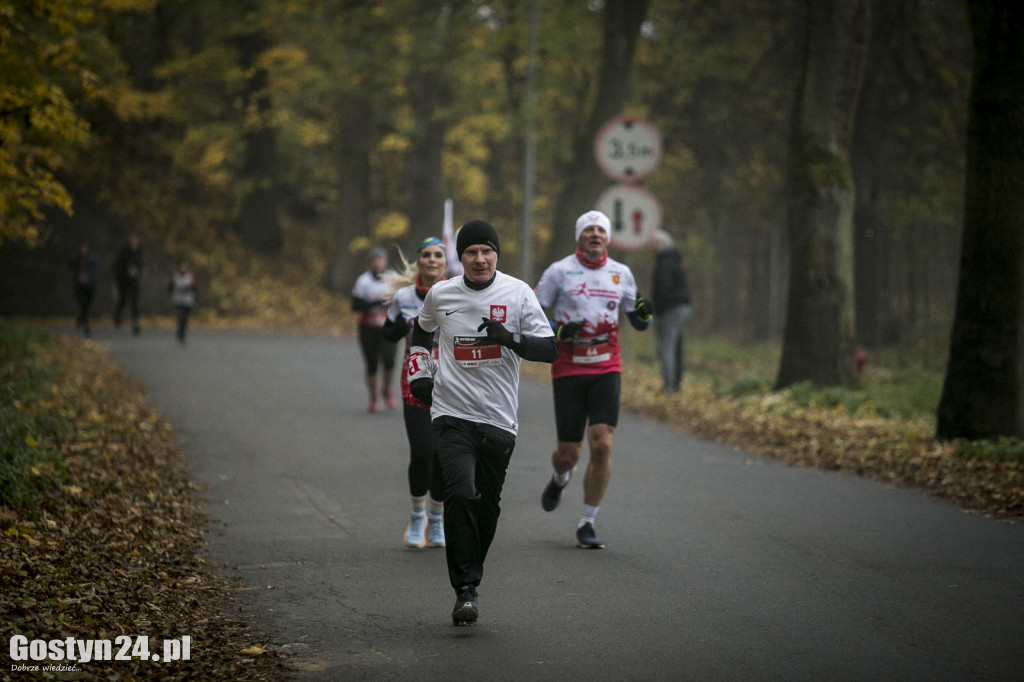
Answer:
[{"left": 0, "top": 0, "right": 1021, "bottom": 441}]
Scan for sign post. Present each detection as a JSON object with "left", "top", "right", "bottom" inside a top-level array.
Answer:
[
  {"left": 594, "top": 115, "right": 662, "bottom": 183},
  {"left": 594, "top": 115, "right": 663, "bottom": 251},
  {"left": 596, "top": 184, "right": 662, "bottom": 251}
]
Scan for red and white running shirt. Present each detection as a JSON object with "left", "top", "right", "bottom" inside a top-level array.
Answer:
[
  {"left": 386, "top": 283, "right": 439, "bottom": 408},
  {"left": 534, "top": 253, "right": 640, "bottom": 379},
  {"left": 352, "top": 270, "right": 394, "bottom": 327}
]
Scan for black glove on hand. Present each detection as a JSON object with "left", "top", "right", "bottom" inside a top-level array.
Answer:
[
  {"left": 635, "top": 295, "right": 653, "bottom": 322},
  {"left": 478, "top": 317, "right": 515, "bottom": 347},
  {"left": 409, "top": 378, "right": 434, "bottom": 406},
  {"left": 555, "top": 320, "right": 584, "bottom": 342}
]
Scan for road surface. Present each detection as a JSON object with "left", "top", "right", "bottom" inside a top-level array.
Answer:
[{"left": 96, "top": 328, "right": 1024, "bottom": 681}]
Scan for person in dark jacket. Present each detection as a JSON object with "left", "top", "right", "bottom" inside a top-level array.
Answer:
[
  {"left": 113, "top": 233, "right": 144, "bottom": 334},
  {"left": 649, "top": 230, "right": 691, "bottom": 393},
  {"left": 68, "top": 241, "right": 99, "bottom": 336}
]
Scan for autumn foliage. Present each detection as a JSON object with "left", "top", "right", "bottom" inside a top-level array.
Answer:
[{"left": 0, "top": 329, "right": 292, "bottom": 680}]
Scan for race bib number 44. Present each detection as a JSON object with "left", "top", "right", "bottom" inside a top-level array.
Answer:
[
  {"left": 453, "top": 336, "right": 503, "bottom": 367},
  {"left": 572, "top": 336, "right": 612, "bottom": 364}
]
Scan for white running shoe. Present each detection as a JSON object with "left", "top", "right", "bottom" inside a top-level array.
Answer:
[
  {"left": 403, "top": 513, "right": 426, "bottom": 549},
  {"left": 426, "top": 515, "right": 446, "bottom": 548}
]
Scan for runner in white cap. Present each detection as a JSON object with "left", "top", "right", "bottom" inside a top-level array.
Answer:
[{"left": 533, "top": 209, "right": 653, "bottom": 549}]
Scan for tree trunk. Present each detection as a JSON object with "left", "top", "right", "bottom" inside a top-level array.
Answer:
[
  {"left": 542, "top": 0, "right": 648, "bottom": 267},
  {"left": 936, "top": 0, "right": 1024, "bottom": 440},
  {"left": 851, "top": 0, "right": 901, "bottom": 351},
  {"left": 323, "top": 94, "right": 373, "bottom": 292},
  {"left": 233, "top": 15, "right": 283, "bottom": 254},
  {"left": 775, "top": 0, "right": 869, "bottom": 390},
  {"left": 401, "top": 6, "right": 456, "bottom": 257}
]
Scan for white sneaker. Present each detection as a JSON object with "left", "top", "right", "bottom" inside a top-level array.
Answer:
[
  {"left": 403, "top": 513, "right": 426, "bottom": 549},
  {"left": 426, "top": 515, "right": 446, "bottom": 548}
]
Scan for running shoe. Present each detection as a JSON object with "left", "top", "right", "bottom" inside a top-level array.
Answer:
[
  {"left": 368, "top": 399, "right": 378, "bottom": 413},
  {"left": 541, "top": 472, "right": 571, "bottom": 512},
  {"left": 451, "top": 586, "right": 478, "bottom": 625},
  {"left": 576, "top": 522, "right": 605, "bottom": 549},
  {"left": 385, "top": 393, "right": 397, "bottom": 409},
  {"left": 426, "top": 515, "right": 446, "bottom": 548},
  {"left": 403, "top": 513, "right": 426, "bottom": 549}
]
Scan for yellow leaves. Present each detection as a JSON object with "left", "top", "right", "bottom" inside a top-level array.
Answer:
[
  {"left": 101, "top": 0, "right": 161, "bottom": 10},
  {"left": 240, "top": 643, "right": 267, "bottom": 656},
  {"left": 257, "top": 44, "right": 310, "bottom": 78},
  {"left": 373, "top": 212, "right": 409, "bottom": 241},
  {"left": 379, "top": 132, "right": 411, "bottom": 153},
  {"left": 280, "top": 115, "right": 330, "bottom": 147},
  {"left": 94, "top": 83, "right": 176, "bottom": 121}
]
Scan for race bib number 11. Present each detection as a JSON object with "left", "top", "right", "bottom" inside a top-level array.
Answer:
[{"left": 453, "top": 336, "right": 503, "bottom": 367}]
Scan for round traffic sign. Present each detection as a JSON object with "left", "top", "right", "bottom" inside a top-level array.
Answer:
[
  {"left": 596, "top": 183, "right": 662, "bottom": 251},
  {"left": 594, "top": 115, "right": 662, "bottom": 182}
]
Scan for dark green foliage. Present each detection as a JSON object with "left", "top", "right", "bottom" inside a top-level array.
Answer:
[
  {"left": 954, "top": 437, "right": 1024, "bottom": 463},
  {"left": 0, "top": 322, "right": 68, "bottom": 515}
]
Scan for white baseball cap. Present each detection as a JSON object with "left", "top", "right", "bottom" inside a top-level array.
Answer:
[{"left": 575, "top": 210, "right": 612, "bottom": 242}]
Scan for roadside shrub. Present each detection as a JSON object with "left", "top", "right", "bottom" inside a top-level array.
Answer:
[
  {"left": 713, "top": 374, "right": 772, "bottom": 398},
  {"left": 0, "top": 322, "right": 69, "bottom": 515},
  {"left": 954, "top": 437, "right": 1024, "bottom": 463}
]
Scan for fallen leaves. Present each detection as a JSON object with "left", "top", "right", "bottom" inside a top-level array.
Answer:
[
  {"left": 617, "top": 363, "right": 1023, "bottom": 520},
  {"left": 0, "top": 335, "right": 294, "bottom": 680}
]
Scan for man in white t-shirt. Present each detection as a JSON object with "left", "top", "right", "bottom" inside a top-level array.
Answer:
[
  {"left": 407, "top": 220, "right": 556, "bottom": 625},
  {"left": 533, "top": 210, "right": 652, "bottom": 549}
]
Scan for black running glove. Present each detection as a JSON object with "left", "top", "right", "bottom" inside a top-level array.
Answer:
[
  {"left": 555, "top": 320, "right": 584, "bottom": 342},
  {"left": 409, "top": 378, "right": 433, "bottom": 406},
  {"left": 478, "top": 317, "right": 516, "bottom": 347},
  {"left": 634, "top": 295, "right": 653, "bottom": 322}
]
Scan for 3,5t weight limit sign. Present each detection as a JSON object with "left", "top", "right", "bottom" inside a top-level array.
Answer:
[{"left": 594, "top": 115, "right": 662, "bottom": 183}]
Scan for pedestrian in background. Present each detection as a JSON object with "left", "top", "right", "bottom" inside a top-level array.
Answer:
[
  {"left": 534, "top": 210, "right": 653, "bottom": 550},
  {"left": 407, "top": 220, "right": 556, "bottom": 625},
  {"left": 68, "top": 241, "right": 99, "bottom": 336},
  {"left": 381, "top": 237, "right": 449, "bottom": 550},
  {"left": 169, "top": 259, "right": 197, "bottom": 344},
  {"left": 649, "top": 230, "right": 692, "bottom": 394},
  {"left": 352, "top": 247, "right": 398, "bottom": 412},
  {"left": 113, "top": 233, "right": 144, "bottom": 334}
]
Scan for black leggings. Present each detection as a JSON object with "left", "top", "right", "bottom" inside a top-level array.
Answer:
[
  {"left": 402, "top": 401, "right": 445, "bottom": 499},
  {"left": 358, "top": 325, "right": 397, "bottom": 375}
]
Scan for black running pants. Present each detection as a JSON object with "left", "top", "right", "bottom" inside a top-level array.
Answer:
[{"left": 432, "top": 416, "right": 516, "bottom": 590}]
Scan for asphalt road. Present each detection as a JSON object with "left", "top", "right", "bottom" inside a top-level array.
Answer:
[{"left": 96, "top": 328, "right": 1024, "bottom": 682}]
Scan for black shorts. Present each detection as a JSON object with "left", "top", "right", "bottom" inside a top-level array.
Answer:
[{"left": 552, "top": 372, "right": 621, "bottom": 443}]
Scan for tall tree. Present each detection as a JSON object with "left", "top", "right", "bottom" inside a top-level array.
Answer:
[
  {"left": 936, "top": 0, "right": 1024, "bottom": 440},
  {"left": 775, "top": 0, "right": 870, "bottom": 389},
  {"left": 0, "top": 0, "right": 98, "bottom": 246},
  {"left": 233, "top": 0, "right": 284, "bottom": 254},
  {"left": 543, "top": 0, "right": 649, "bottom": 266}
]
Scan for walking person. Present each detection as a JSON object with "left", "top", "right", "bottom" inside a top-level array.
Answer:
[
  {"left": 534, "top": 210, "right": 653, "bottom": 549},
  {"left": 168, "top": 259, "right": 197, "bottom": 344},
  {"left": 68, "top": 241, "right": 98, "bottom": 336},
  {"left": 649, "top": 230, "right": 692, "bottom": 393},
  {"left": 351, "top": 247, "right": 398, "bottom": 412},
  {"left": 407, "top": 220, "right": 556, "bottom": 624},
  {"left": 113, "top": 233, "right": 144, "bottom": 334},
  {"left": 381, "top": 237, "right": 449, "bottom": 550}
]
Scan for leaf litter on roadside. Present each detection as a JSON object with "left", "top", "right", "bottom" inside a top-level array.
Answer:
[{"left": 0, "top": 335, "right": 294, "bottom": 681}]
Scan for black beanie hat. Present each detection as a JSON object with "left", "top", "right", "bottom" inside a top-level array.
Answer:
[{"left": 456, "top": 220, "right": 500, "bottom": 259}]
